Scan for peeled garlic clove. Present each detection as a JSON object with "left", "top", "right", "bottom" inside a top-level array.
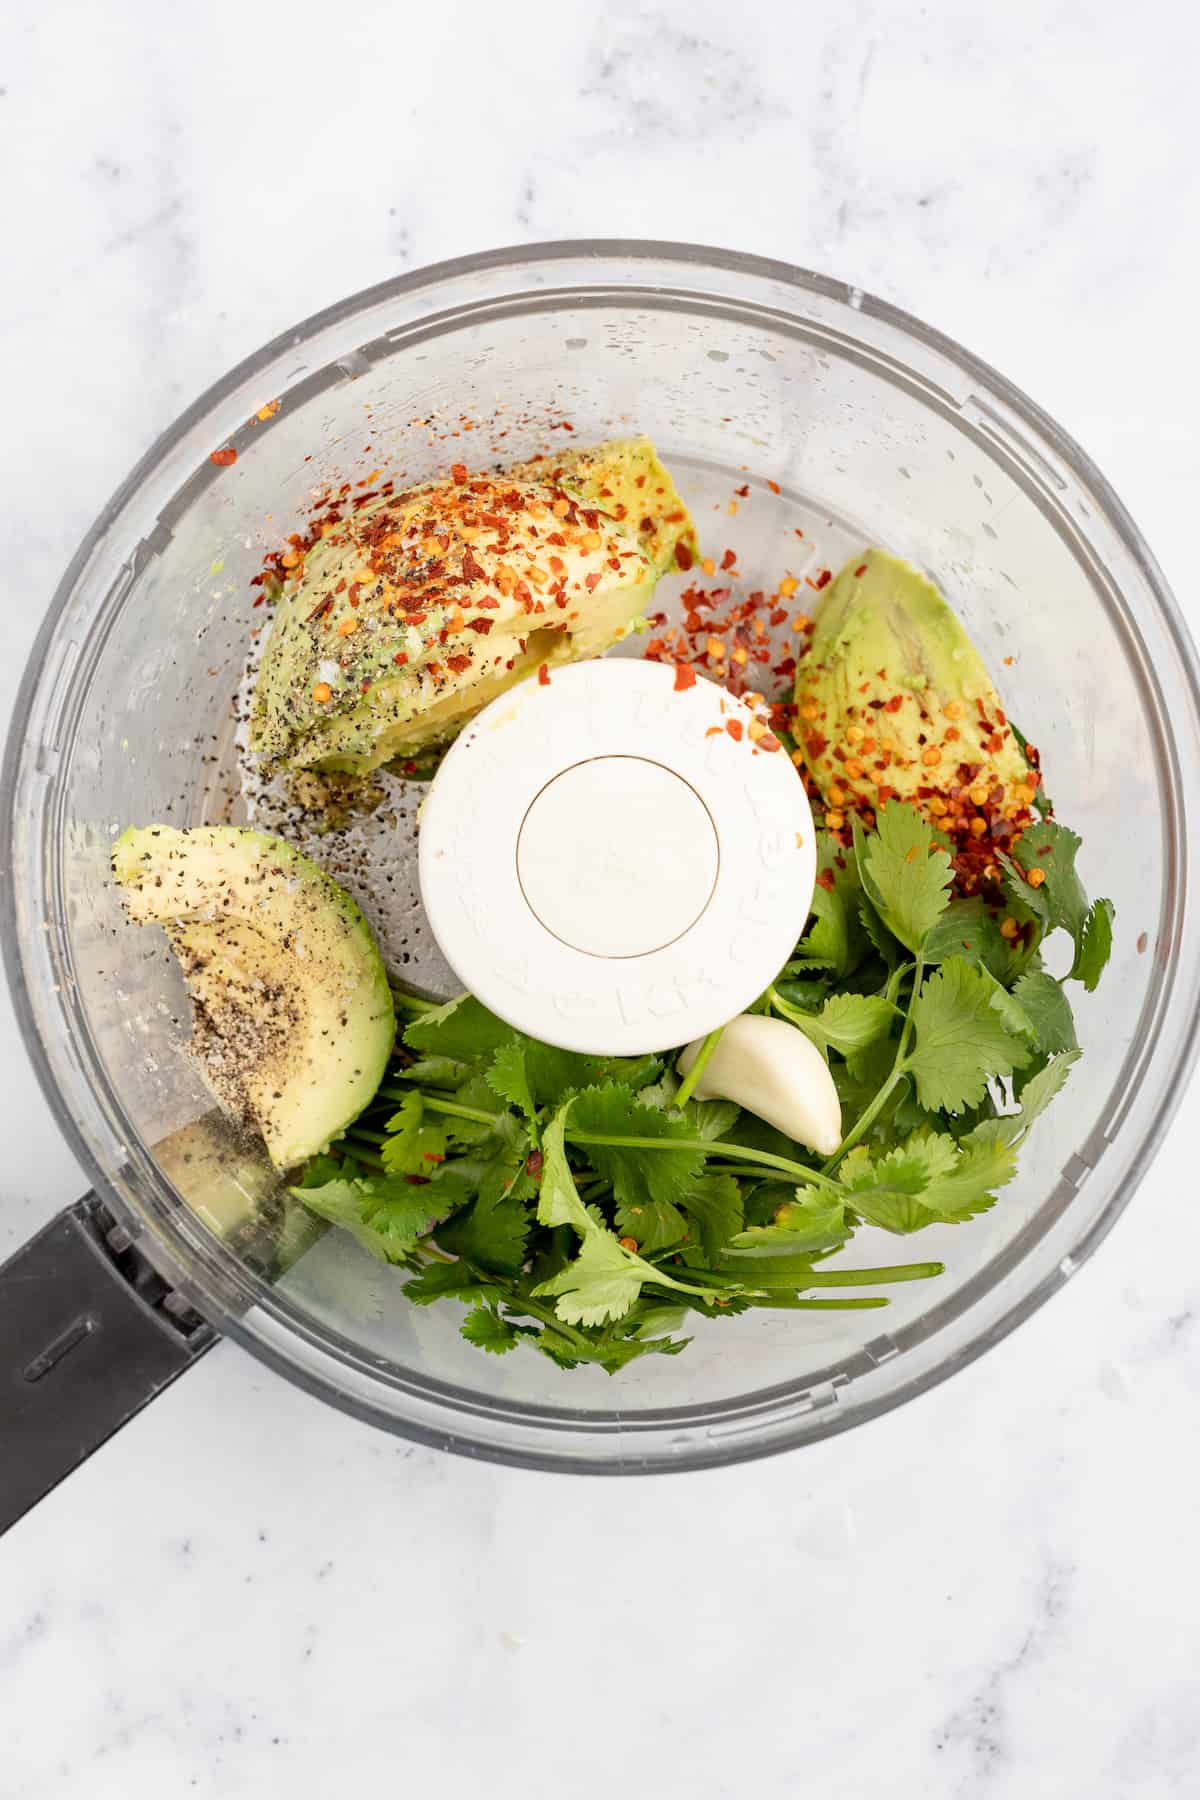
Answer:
[{"left": 678, "top": 1013, "right": 843, "bottom": 1157}]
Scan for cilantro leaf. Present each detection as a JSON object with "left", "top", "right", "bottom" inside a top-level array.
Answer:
[
  {"left": 486, "top": 1040, "right": 536, "bottom": 1120},
  {"left": 638, "top": 1073, "right": 739, "bottom": 1142},
  {"left": 684, "top": 1096, "right": 741, "bottom": 1141},
  {"left": 629, "top": 1303, "right": 691, "bottom": 1340},
  {"left": 518, "top": 1038, "right": 611, "bottom": 1108},
  {"left": 859, "top": 891, "right": 905, "bottom": 967},
  {"left": 921, "top": 1121, "right": 1017, "bottom": 1218},
  {"left": 397, "top": 1054, "right": 468, "bottom": 1088},
  {"left": 979, "top": 967, "right": 1039, "bottom": 1045},
  {"left": 772, "top": 976, "right": 834, "bottom": 1012},
  {"left": 1000, "top": 820, "right": 1108, "bottom": 982},
  {"left": 295, "top": 1153, "right": 342, "bottom": 1189},
  {"left": 294, "top": 1173, "right": 435, "bottom": 1262},
  {"left": 922, "top": 897, "right": 1006, "bottom": 972},
  {"left": 1010, "top": 1050, "right": 1080, "bottom": 1134},
  {"left": 777, "top": 989, "right": 897, "bottom": 1058},
  {"left": 404, "top": 994, "right": 515, "bottom": 1062},
  {"left": 1011, "top": 971, "right": 1078, "bottom": 1054},
  {"left": 679, "top": 1173, "right": 744, "bottom": 1257},
  {"left": 730, "top": 1185, "right": 849, "bottom": 1251},
  {"left": 1013, "top": 819, "right": 1088, "bottom": 940},
  {"left": 791, "top": 833, "right": 868, "bottom": 976},
  {"left": 614, "top": 1193, "right": 687, "bottom": 1253},
  {"left": 533, "top": 1227, "right": 650, "bottom": 1327},
  {"left": 568, "top": 1083, "right": 707, "bottom": 1213},
  {"left": 1071, "top": 897, "right": 1115, "bottom": 991},
  {"left": 853, "top": 803, "right": 953, "bottom": 955},
  {"left": 403, "top": 1260, "right": 496, "bottom": 1305},
  {"left": 905, "top": 957, "right": 1031, "bottom": 1113},
  {"left": 380, "top": 1093, "right": 449, "bottom": 1176},
  {"left": 536, "top": 1106, "right": 593, "bottom": 1235},
  {"left": 460, "top": 1304, "right": 525, "bottom": 1355},
  {"left": 435, "top": 1196, "right": 530, "bottom": 1275},
  {"left": 534, "top": 1107, "right": 715, "bottom": 1324},
  {"left": 836, "top": 1123, "right": 1014, "bottom": 1232}
]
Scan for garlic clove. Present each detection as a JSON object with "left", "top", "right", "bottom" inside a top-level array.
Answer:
[{"left": 678, "top": 1013, "right": 843, "bottom": 1157}]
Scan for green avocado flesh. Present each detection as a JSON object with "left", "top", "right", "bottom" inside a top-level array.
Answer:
[
  {"left": 250, "top": 435, "right": 697, "bottom": 777},
  {"left": 112, "top": 825, "right": 395, "bottom": 1170},
  {"left": 796, "top": 548, "right": 1030, "bottom": 820}
]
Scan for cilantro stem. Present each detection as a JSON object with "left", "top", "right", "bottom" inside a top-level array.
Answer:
[
  {"left": 884, "top": 960, "right": 915, "bottom": 1007},
  {"left": 383, "top": 1091, "right": 500, "bottom": 1126},
  {"left": 745, "top": 1295, "right": 889, "bottom": 1310},
  {"left": 794, "top": 1260, "right": 942, "bottom": 1286},
  {"left": 376, "top": 1089, "right": 839, "bottom": 1190},
  {"left": 766, "top": 984, "right": 821, "bottom": 1040},
  {"left": 566, "top": 1129, "right": 838, "bottom": 1188},
  {"left": 500, "top": 1293, "right": 593, "bottom": 1351},
  {"left": 822, "top": 955, "right": 925, "bottom": 1173},
  {"left": 388, "top": 987, "right": 436, "bottom": 1016},
  {"left": 341, "top": 1136, "right": 386, "bottom": 1171},
  {"left": 674, "top": 1026, "right": 725, "bottom": 1109}
]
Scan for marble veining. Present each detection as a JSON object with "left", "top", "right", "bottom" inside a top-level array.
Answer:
[{"left": 3, "top": 0, "right": 1200, "bottom": 1795}]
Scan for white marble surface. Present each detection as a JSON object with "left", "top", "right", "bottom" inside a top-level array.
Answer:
[{"left": 3, "top": 1, "right": 1200, "bottom": 1794}]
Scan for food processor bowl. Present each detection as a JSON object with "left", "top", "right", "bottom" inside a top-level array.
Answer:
[{"left": 6, "top": 242, "right": 1199, "bottom": 1475}]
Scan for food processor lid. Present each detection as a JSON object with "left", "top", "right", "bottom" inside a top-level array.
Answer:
[{"left": 418, "top": 659, "right": 816, "bottom": 1053}]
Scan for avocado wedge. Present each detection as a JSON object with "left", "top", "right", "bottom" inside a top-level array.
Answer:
[
  {"left": 795, "top": 549, "right": 1036, "bottom": 877},
  {"left": 112, "top": 826, "right": 394, "bottom": 1169},
  {"left": 250, "top": 435, "right": 696, "bottom": 776}
]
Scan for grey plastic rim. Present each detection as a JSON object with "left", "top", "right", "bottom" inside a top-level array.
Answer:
[{"left": 4, "top": 239, "right": 1199, "bottom": 1474}]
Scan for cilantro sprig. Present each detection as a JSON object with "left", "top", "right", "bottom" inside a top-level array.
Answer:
[{"left": 294, "top": 790, "right": 1110, "bottom": 1374}]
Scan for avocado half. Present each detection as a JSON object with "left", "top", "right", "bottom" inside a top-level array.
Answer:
[
  {"left": 250, "top": 435, "right": 697, "bottom": 777},
  {"left": 795, "top": 549, "right": 1030, "bottom": 827},
  {"left": 112, "top": 826, "right": 395, "bottom": 1170}
]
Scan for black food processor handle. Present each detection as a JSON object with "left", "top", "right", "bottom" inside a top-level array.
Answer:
[{"left": 0, "top": 1194, "right": 215, "bottom": 1533}]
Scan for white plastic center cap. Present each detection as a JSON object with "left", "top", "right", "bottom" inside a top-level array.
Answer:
[
  {"left": 516, "top": 758, "right": 719, "bottom": 958},
  {"left": 418, "top": 659, "right": 817, "bottom": 1055}
]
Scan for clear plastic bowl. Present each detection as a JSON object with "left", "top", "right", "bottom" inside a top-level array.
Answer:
[{"left": 6, "top": 242, "right": 1200, "bottom": 1473}]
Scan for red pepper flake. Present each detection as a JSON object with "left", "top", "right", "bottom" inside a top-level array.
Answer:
[
  {"left": 209, "top": 446, "right": 237, "bottom": 466},
  {"left": 876, "top": 784, "right": 895, "bottom": 804},
  {"left": 854, "top": 564, "right": 868, "bottom": 577},
  {"left": 735, "top": 484, "right": 750, "bottom": 497},
  {"left": 526, "top": 1150, "right": 545, "bottom": 1180},
  {"left": 675, "top": 542, "right": 694, "bottom": 572},
  {"left": 720, "top": 548, "right": 737, "bottom": 571},
  {"left": 461, "top": 547, "right": 486, "bottom": 583},
  {"left": 404, "top": 1175, "right": 431, "bottom": 1186},
  {"left": 537, "top": 663, "right": 551, "bottom": 687},
  {"left": 393, "top": 652, "right": 409, "bottom": 666},
  {"left": 884, "top": 695, "right": 904, "bottom": 713},
  {"left": 466, "top": 616, "right": 493, "bottom": 635},
  {"left": 674, "top": 663, "right": 697, "bottom": 692},
  {"left": 815, "top": 869, "right": 835, "bottom": 891},
  {"left": 450, "top": 462, "right": 468, "bottom": 483},
  {"left": 446, "top": 654, "right": 471, "bottom": 674},
  {"left": 805, "top": 732, "right": 828, "bottom": 761},
  {"left": 758, "top": 732, "right": 781, "bottom": 753},
  {"left": 767, "top": 479, "right": 781, "bottom": 494},
  {"left": 725, "top": 718, "right": 744, "bottom": 742},
  {"left": 584, "top": 572, "right": 602, "bottom": 592},
  {"left": 705, "top": 725, "right": 724, "bottom": 738}
]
